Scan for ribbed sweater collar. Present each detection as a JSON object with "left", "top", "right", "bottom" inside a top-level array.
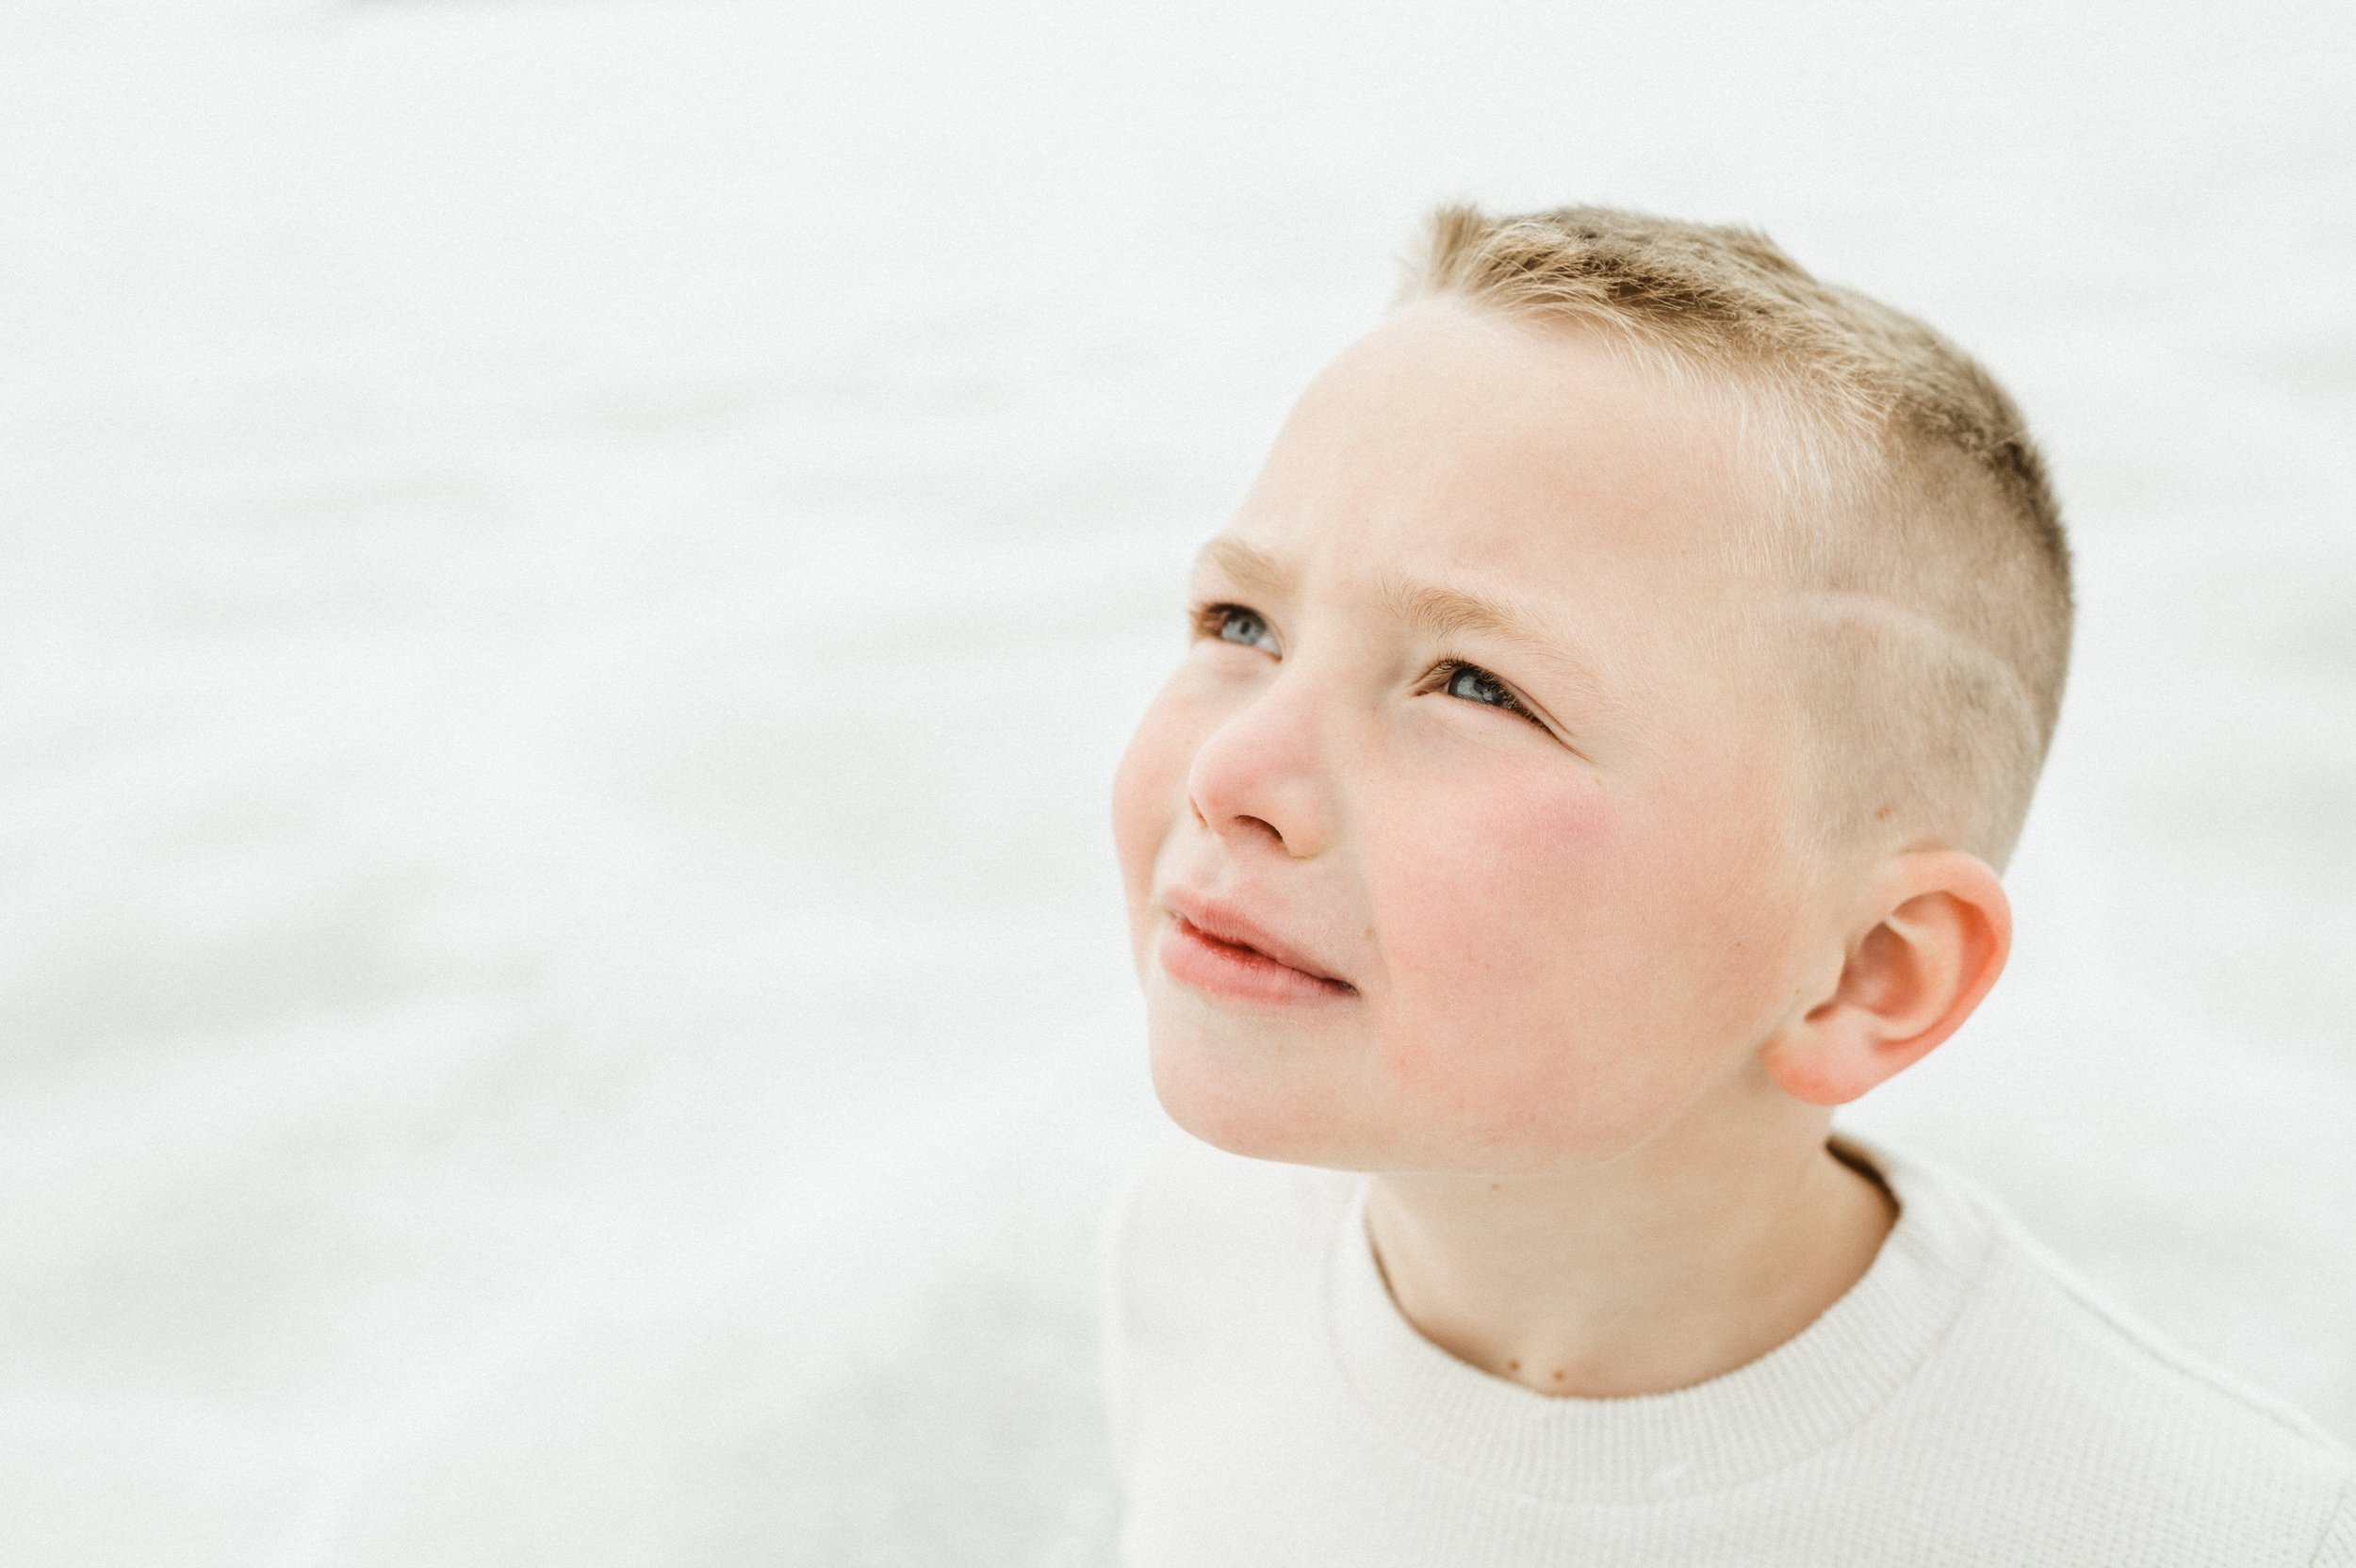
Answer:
[{"left": 1324, "top": 1135, "right": 1994, "bottom": 1503}]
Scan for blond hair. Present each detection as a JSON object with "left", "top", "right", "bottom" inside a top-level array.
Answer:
[{"left": 1401, "top": 204, "right": 2071, "bottom": 869}]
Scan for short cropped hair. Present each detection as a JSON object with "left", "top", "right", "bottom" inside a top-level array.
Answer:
[{"left": 1401, "top": 204, "right": 2071, "bottom": 869}]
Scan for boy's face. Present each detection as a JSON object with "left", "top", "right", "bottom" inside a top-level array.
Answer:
[{"left": 1112, "top": 299, "right": 1834, "bottom": 1176}]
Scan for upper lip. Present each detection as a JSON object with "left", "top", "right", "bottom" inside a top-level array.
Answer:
[{"left": 1161, "top": 889, "right": 1352, "bottom": 989}]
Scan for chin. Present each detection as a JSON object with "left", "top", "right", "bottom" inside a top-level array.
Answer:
[{"left": 1146, "top": 1021, "right": 1377, "bottom": 1170}]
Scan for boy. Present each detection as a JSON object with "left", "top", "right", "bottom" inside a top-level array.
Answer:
[{"left": 1098, "top": 204, "right": 2354, "bottom": 1564}]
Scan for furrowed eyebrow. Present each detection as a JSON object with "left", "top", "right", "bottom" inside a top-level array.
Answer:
[
  {"left": 1381, "top": 580, "right": 1553, "bottom": 645},
  {"left": 1380, "top": 577, "right": 1584, "bottom": 669},
  {"left": 1192, "top": 535, "right": 1292, "bottom": 598}
]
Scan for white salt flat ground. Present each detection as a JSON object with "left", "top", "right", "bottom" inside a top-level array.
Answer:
[{"left": 1, "top": 0, "right": 2351, "bottom": 1560}]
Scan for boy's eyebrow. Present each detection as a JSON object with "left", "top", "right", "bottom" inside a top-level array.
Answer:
[
  {"left": 1380, "top": 579, "right": 1564, "bottom": 652},
  {"left": 1193, "top": 535, "right": 1291, "bottom": 597}
]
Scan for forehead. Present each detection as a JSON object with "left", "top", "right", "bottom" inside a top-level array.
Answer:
[{"left": 1222, "top": 300, "right": 1771, "bottom": 665}]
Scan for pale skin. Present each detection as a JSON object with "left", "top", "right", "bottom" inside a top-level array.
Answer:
[{"left": 1109, "top": 297, "right": 2012, "bottom": 1398}]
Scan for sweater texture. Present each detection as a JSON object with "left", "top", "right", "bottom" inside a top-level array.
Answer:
[{"left": 1099, "top": 1133, "right": 2356, "bottom": 1565}]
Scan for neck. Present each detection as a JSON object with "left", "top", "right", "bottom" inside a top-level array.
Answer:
[{"left": 1361, "top": 1094, "right": 1895, "bottom": 1399}]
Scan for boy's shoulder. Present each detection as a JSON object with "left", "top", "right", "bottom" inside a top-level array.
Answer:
[
  {"left": 1910, "top": 1145, "right": 2356, "bottom": 1530},
  {"left": 1894, "top": 1140, "right": 2345, "bottom": 1425}
]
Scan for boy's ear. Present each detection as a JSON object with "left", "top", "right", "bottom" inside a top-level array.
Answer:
[{"left": 1759, "top": 851, "right": 2012, "bottom": 1107}]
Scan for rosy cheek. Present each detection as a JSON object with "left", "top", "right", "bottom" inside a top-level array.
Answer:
[
  {"left": 1110, "top": 710, "right": 1174, "bottom": 897},
  {"left": 1365, "top": 773, "right": 1651, "bottom": 1122},
  {"left": 1110, "top": 678, "right": 1218, "bottom": 952},
  {"left": 1375, "top": 770, "right": 1619, "bottom": 1000}
]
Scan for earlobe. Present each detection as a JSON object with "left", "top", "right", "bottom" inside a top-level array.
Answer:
[{"left": 1760, "top": 852, "right": 2013, "bottom": 1107}]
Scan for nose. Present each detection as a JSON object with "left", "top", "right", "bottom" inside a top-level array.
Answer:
[{"left": 1182, "top": 672, "right": 1333, "bottom": 858}]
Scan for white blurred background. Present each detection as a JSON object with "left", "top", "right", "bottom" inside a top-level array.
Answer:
[{"left": 1, "top": 0, "right": 2350, "bottom": 1560}]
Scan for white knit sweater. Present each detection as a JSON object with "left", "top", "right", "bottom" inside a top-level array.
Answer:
[{"left": 1099, "top": 1133, "right": 2356, "bottom": 1565}]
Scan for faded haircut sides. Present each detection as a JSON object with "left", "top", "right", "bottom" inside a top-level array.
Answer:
[{"left": 1399, "top": 204, "right": 2072, "bottom": 870}]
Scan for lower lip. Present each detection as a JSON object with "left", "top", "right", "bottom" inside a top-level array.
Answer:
[{"left": 1157, "top": 916, "right": 1357, "bottom": 1006}]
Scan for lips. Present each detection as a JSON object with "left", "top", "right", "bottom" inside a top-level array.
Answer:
[{"left": 1156, "top": 892, "right": 1356, "bottom": 1005}]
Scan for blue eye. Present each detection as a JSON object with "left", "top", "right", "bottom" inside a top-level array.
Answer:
[
  {"left": 1211, "top": 606, "right": 1281, "bottom": 653},
  {"left": 1444, "top": 662, "right": 1516, "bottom": 709}
]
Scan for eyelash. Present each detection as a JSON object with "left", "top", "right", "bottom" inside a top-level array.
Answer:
[
  {"left": 1422, "top": 659, "right": 1547, "bottom": 729},
  {"left": 1189, "top": 601, "right": 1249, "bottom": 642},
  {"left": 1191, "top": 602, "right": 1549, "bottom": 732}
]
